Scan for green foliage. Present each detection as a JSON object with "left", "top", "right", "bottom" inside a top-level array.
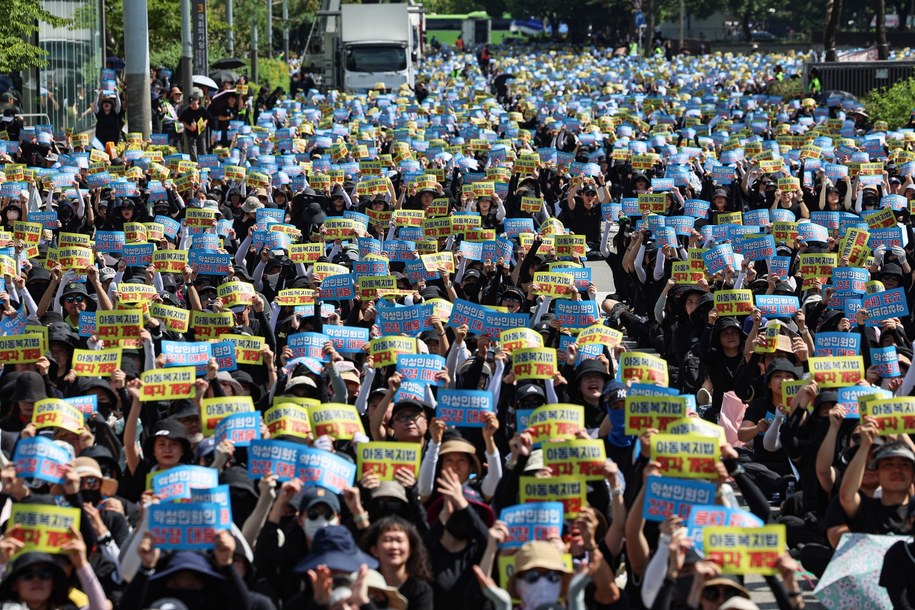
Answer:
[
  {"left": 767, "top": 78, "right": 804, "bottom": 101},
  {"left": 0, "top": 0, "right": 71, "bottom": 72},
  {"left": 864, "top": 76, "right": 915, "bottom": 130},
  {"left": 254, "top": 58, "right": 291, "bottom": 95}
]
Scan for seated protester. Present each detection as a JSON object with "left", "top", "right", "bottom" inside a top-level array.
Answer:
[
  {"left": 254, "top": 484, "right": 343, "bottom": 604},
  {"left": 0, "top": 544, "right": 107, "bottom": 610},
  {"left": 423, "top": 470, "right": 492, "bottom": 610},
  {"left": 292, "top": 525, "right": 379, "bottom": 609},
  {"left": 839, "top": 431, "right": 915, "bottom": 538},
  {"left": 598, "top": 381, "right": 637, "bottom": 483},
  {"left": 698, "top": 313, "right": 746, "bottom": 423},
  {"left": 122, "top": 382, "right": 193, "bottom": 501},
  {"left": 559, "top": 358, "right": 613, "bottom": 435},
  {"left": 879, "top": 510, "right": 915, "bottom": 609},
  {"left": 121, "top": 534, "right": 250, "bottom": 610},
  {"left": 362, "top": 516, "right": 434, "bottom": 610},
  {"left": 737, "top": 358, "right": 801, "bottom": 501},
  {"left": 417, "top": 424, "right": 502, "bottom": 501},
  {"left": 369, "top": 372, "right": 436, "bottom": 443}
]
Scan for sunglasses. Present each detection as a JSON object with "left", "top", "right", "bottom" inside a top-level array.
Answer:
[
  {"left": 20, "top": 569, "right": 54, "bottom": 582},
  {"left": 65, "top": 295, "right": 85, "bottom": 303},
  {"left": 307, "top": 508, "right": 334, "bottom": 521},
  {"left": 518, "top": 570, "right": 562, "bottom": 585},
  {"left": 702, "top": 586, "right": 738, "bottom": 601},
  {"left": 392, "top": 412, "right": 424, "bottom": 424},
  {"left": 502, "top": 296, "right": 521, "bottom": 304}
]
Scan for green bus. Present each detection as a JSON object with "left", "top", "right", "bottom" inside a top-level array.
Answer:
[{"left": 425, "top": 12, "right": 521, "bottom": 46}]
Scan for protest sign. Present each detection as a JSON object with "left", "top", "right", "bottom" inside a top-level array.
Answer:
[
  {"left": 162, "top": 340, "right": 212, "bottom": 374},
  {"left": 619, "top": 352, "right": 668, "bottom": 385},
  {"left": 555, "top": 300, "right": 600, "bottom": 329},
  {"left": 838, "top": 386, "right": 893, "bottom": 419},
  {"left": 532, "top": 271, "right": 574, "bottom": 298},
  {"left": 808, "top": 356, "right": 864, "bottom": 388},
  {"left": 150, "top": 465, "right": 219, "bottom": 501},
  {"left": 191, "top": 311, "right": 234, "bottom": 340},
  {"left": 624, "top": 395, "right": 688, "bottom": 434},
  {"left": 148, "top": 503, "right": 220, "bottom": 550},
  {"left": 714, "top": 290, "right": 753, "bottom": 317},
  {"left": 651, "top": 434, "right": 721, "bottom": 479},
  {"left": 369, "top": 336, "right": 417, "bottom": 367},
  {"left": 31, "top": 399, "right": 82, "bottom": 433},
  {"left": 860, "top": 397, "right": 915, "bottom": 434},
  {"left": 149, "top": 303, "right": 190, "bottom": 333},
  {"left": 263, "top": 403, "right": 312, "bottom": 440},
  {"left": 686, "top": 505, "right": 766, "bottom": 554},
  {"left": 13, "top": 436, "right": 71, "bottom": 484},
  {"left": 357, "top": 442, "right": 421, "bottom": 481},
  {"left": 871, "top": 346, "right": 901, "bottom": 378},
  {"left": 754, "top": 295, "right": 799, "bottom": 318},
  {"left": 72, "top": 347, "right": 121, "bottom": 377},
  {"left": 220, "top": 334, "right": 265, "bottom": 365},
  {"left": 308, "top": 403, "right": 365, "bottom": 440},
  {"left": 214, "top": 412, "right": 262, "bottom": 447},
  {"left": 437, "top": 390, "right": 494, "bottom": 427},
  {"left": 396, "top": 354, "right": 446, "bottom": 386},
  {"left": 814, "top": 332, "right": 861, "bottom": 357},
  {"left": 499, "top": 502, "right": 564, "bottom": 549},
  {"left": 96, "top": 309, "right": 143, "bottom": 343},
  {"left": 704, "top": 525, "right": 787, "bottom": 575},
  {"left": 499, "top": 327, "right": 544, "bottom": 352},
  {"left": 542, "top": 440, "right": 607, "bottom": 480},
  {"left": 512, "top": 347, "right": 557, "bottom": 380},
  {"left": 643, "top": 476, "right": 716, "bottom": 522},
  {"left": 525, "top": 404, "right": 585, "bottom": 446},
  {"left": 287, "top": 331, "right": 331, "bottom": 362},
  {"left": 519, "top": 476, "right": 586, "bottom": 518},
  {"left": 0, "top": 333, "right": 44, "bottom": 364},
  {"left": 324, "top": 325, "right": 369, "bottom": 353},
  {"left": 201, "top": 396, "right": 255, "bottom": 436},
  {"left": 7, "top": 504, "right": 80, "bottom": 556},
  {"left": 140, "top": 367, "right": 195, "bottom": 401},
  {"left": 863, "top": 287, "right": 909, "bottom": 322}
]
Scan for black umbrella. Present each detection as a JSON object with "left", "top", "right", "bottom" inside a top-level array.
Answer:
[
  {"left": 209, "top": 69, "right": 240, "bottom": 86},
  {"left": 211, "top": 57, "right": 246, "bottom": 70},
  {"left": 106, "top": 56, "right": 126, "bottom": 71}
]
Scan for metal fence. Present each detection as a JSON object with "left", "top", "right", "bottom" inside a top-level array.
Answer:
[{"left": 803, "top": 61, "right": 915, "bottom": 98}]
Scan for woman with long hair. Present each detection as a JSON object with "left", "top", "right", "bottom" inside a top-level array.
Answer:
[{"left": 362, "top": 516, "right": 433, "bottom": 610}]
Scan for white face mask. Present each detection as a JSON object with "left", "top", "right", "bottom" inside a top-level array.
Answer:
[
  {"left": 303, "top": 514, "right": 339, "bottom": 540},
  {"left": 516, "top": 577, "right": 562, "bottom": 610}
]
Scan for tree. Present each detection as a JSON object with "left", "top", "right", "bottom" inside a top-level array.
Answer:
[
  {"left": 876, "top": 0, "right": 889, "bottom": 59},
  {"left": 824, "top": 0, "right": 842, "bottom": 61},
  {"left": 0, "top": 0, "right": 70, "bottom": 73}
]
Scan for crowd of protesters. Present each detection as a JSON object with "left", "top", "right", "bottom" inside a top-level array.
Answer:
[{"left": 0, "top": 45, "right": 911, "bottom": 610}]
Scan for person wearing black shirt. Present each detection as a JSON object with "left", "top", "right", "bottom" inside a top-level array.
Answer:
[
  {"left": 179, "top": 93, "right": 211, "bottom": 161},
  {"left": 94, "top": 91, "right": 124, "bottom": 147}
]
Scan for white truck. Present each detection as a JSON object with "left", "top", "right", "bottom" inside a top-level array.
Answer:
[{"left": 340, "top": 4, "right": 416, "bottom": 92}]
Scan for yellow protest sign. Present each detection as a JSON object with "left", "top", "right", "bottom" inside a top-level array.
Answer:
[
  {"left": 217, "top": 281, "right": 256, "bottom": 308},
  {"left": 521, "top": 196, "right": 542, "bottom": 213},
  {"left": 619, "top": 352, "right": 669, "bottom": 385},
  {"left": 118, "top": 283, "right": 158, "bottom": 304},
  {"left": 420, "top": 251, "right": 454, "bottom": 274},
  {"left": 124, "top": 222, "right": 147, "bottom": 243},
  {"left": 525, "top": 404, "right": 585, "bottom": 446},
  {"left": 499, "top": 327, "right": 543, "bottom": 352},
  {"left": 370, "top": 336, "right": 417, "bottom": 367},
  {"left": 638, "top": 193, "right": 668, "bottom": 213},
  {"left": 13, "top": 221, "right": 41, "bottom": 256},
  {"left": 704, "top": 525, "right": 786, "bottom": 575},
  {"left": 576, "top": 324, "right": 624, "bottom": 348},
  {"left": 289, "top": 243, "right": 323, "bottom": 263},
  {"left": 651, "top": 433, "right": 721, "bottom": 479},
  {"left": 624, "top": 395, "right": 688, "bottom": 435},
  {"left": 275, "top": 289, "right": 316, "bottom": 307},
  {"left": 58, "top": 232, "right": 92, "bottom": 248},
  {"left": 145, "top": 222, "right": 165, "bottom": 242},
  {"left": 665, "top": 417, "right": 726, "bottom": 444},
  {"left": 185, "top": 208, "right": 217, "bottom": 231},
  {"left": 512, "top": 347, "right": 557, "bottom": 380},
  {"left": 149, "top": 303, "right": 190, "bottom": 333},
  {"left": 798, "top": 253, "right": 837, "bottom": 280},
  {"left": 519, "top": 475, "right": 587, "bottom": 518},
  {"left": 73, "top": 348, "right": 122, "bottom": 377},
  {"left": 532, "top": 271, "right": 574, "bottom": 298},
  {"left": 309, "top": 402, "right": 365, "bottom": 440},
  {"left": 152, "top": 250, "right": 188, "bottom": 274},
  {"left": 860, "top": 397, "right": 915, "bottom": 434},
  {"left": 542, "top": 440, "right": 607, "bottom": 480},
  {"left": 140, "top": 367, "right": 195, "bottom": 401},
  {"left": 772, "top": 221, "right": 798, "bottom": 245},
  {"left": 220, "top": 334, "right": 264, "bottom": 365},
  {"left": 32, "top": 399, "right": 83, "bottom": 433},
  {"left": 555, "top": 235, "right": 586, "bottom": 259},
  {"left": 393, "top": 209, "right": 425, "bottom": 228},
  {"left": 713, "top": 289, "right": 754, "bottom": 317},
  {"left": 808, "top": 356, "right": 863, "bottom": 388},
  {"left": 7, "top": 504, "right": 81, "bottom": 557},
  {"left": 96, "top": 309, "right": 143, "bottom": 343},
  {"left": 264, "top": 402, "right": 312, "bottom": 439},
  {"left": 839, "top": 227, "right": 870, "bottom": 267},
  {"left": 0, "top": 333, "right": 44, "bottom": 364},
  {"left": 191, "top": 311, "right": 234, "bottom": 340},
  {"left": 313, "top": 262, "right": 349, "bottom": 282},
  {"left": 57, "top": 247, "right": 92, "bottom": 272},
  {"left": 357, "top": 441, "right": 421, "bottom": 480},
  {"left": 201, "top": 396, "right": 255, "bottom": 436}
]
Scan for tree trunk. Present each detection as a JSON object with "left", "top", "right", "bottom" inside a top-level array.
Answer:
[
  {"left": 742, "top": 9, "right": 752, "bottom": 42},
  {"left": 876, "top": 0, "right": 889, "bottom": 59},
  {"left": 644, "top": 0, "right": 655, "bottom": 57},
  {"left": 824, "top": 0, "right": 842, "bottom": 61}
]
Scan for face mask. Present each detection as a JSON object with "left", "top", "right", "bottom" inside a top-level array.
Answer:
[
  {"left": 516, "top": 577, "right": 562, "bottom": 610},
  {"left": 82, "top": 489, "right": 102, "bottom": 506},
  {"left": 303, "top": 515, "right": 339, "bottom": 540},
  {"left": 8, "top": 211, "right": 18, "bottom": 220},
  {"left": 608, "top": 408, "right": 631, "bottom": 447}
]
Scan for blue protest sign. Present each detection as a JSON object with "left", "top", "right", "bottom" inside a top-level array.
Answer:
[
  {"left": 319, "top": 274, "right": 355, "bottom": 300},
  {"left": 162, "top": 341, "right": 212, "bottom": 376},
  {"left": 555, "top": 300, "right": 600, "bottom": 329},
  {"left": 448, "top": 298, "right": 487, "bottom": 333},
  {"left": 838, "top": 386, "right": 892, "bottom": 419},
  {"left": 437, "top": 389, "right": 494, "bottom": 427},
  {"left": 864, "top": 287, "right": 909, "bottom": 322},
  {"left": 797, "top": 222, "right": 828, "bottom": 243},
  {"left": 155, "top": 215, "right": 182, "bottom": 239},
  {"left": 31, "top": 211, "right": 58, "bottom": 231},
  {"left": 505, "top": 218, "right": 535, "bottom": 237},
  {"left": 739, "top": 235, "right": 775, "bottom": 261},
  {"left": 13, "top": 436, "right": 70, "bottom": 484},
  {"left": 324, "top": 325, "right": 369, "bottom": 353},
  {"left": 189, "top": 250, "right": 231, "bottom": 275},
  {"left": 832, "top": 267, "right": 868, "bottom": 294},
  {"left": 94, "top": 231, "right": 125, "bottom": 253},
  {"left": 499, "top": 502, "right": 565, "bottom": 548},
  {"left": 768, "top": 256, "right": 790, "bottom": 280},
  {"left": 210, "top": 340, "right": 238, "bottom": 372},
  {"left": 296, "top": 446, "right": 358, "bottom": 494},
  {"left": 396, "top": 354, "right": 446, "bottom": 386},
  {"left": 702, "top": 243, "right": 734, "bottom": 275},
  {"left": 868, "top": 227, "right": 904, "bottom": 250},
  {"left": 214, "top": 412, "right": 262, "bottom": 447},
  {"left": 122, "top": 243, "right": 154, "bottom": 267},
  {"left": 287, "top": 332, "right": 331, "bottom": 362},
  {"left": 754, "top": 295, "right": 799, "bottom": 318},
  {"left": 684, "top": 199, "right": 710, "bottom": 219},
  {"left": 149, "top": 502, "right": 221, "bottom": 549},
  {"left": 871, "top": 346, "right": 901, "bottom": 378},
  {"left": 685, "top": 504, "right": 764, "bottom": 554},
  {"left": 377, "top": 304, "right": 433, "bottom": 337},
  {"left": 643, "top": 476, "right": 716, "bottom": 522},
  {"left": 77, "top": 311, "right": 96, "bottom": 338},
  {"left": 814, "top": 332, "right": 861, "bottom": 357},
  {"left": 64, "top": 395, "right": 98, "bottom": 417},
  {"left": 150, "top": 465, "right": 220, "bottom": 502},
  {"left": 190, "top": 484, "right": 233, "bottom": 529}
]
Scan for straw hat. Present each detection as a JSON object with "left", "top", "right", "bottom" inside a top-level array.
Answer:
[{"left": 506, "top": 541, "right": 573, "bottom": 598}]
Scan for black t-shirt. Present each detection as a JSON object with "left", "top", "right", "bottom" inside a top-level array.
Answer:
[
  {"left": 880, "top": 540, "right": 915, "bottom": 608},
  {"left": 179, "top": 105, "right": 211, "bottom": 135},
  {"left": 842, "top": 494, "right": 910, "bottom": 536},
  {"left": 743, "top": 398, "right": 784, "bottom": 466}
]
